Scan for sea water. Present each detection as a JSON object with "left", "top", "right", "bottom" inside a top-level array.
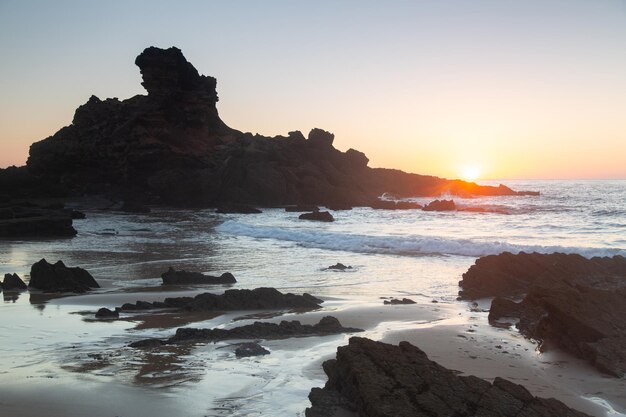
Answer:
[{"left": 0, "top": 180, "right": 624, "bottom": 416}]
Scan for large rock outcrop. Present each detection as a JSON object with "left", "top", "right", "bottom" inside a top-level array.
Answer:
[
  {"left": 11, "top": 46, "right": 536, "bottom": 208},
  {"left": 459, "top": 252, "right": 626, "bottom": 377},
  {"left": 306, "top": 337, "right": 590, "bottom": 417},
  {"left": 29, "top": 259, "right": 100, "bottom": 293}
]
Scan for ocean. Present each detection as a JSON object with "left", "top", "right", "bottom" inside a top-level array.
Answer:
[{"left": 0, "top": 179, "right": 625, "bottom": 416}]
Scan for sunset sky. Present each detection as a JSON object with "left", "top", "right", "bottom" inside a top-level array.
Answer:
[{"left": 1, "top": 1, "right": 625, "bottom": 180}]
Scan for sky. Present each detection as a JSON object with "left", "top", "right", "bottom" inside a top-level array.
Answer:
[{"left": 1, "top": 0, "right": 625, "bottom": 180}]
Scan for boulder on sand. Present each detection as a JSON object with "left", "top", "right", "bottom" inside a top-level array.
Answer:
[
  {"left": 161, "top": 267, "right": 236, "bottom": 285},
  {"left": 28, "top": 258, "right": 100, "bottom": 293},
  {"left": 306, "top": 337, "right": 591, "bottom": 417}
]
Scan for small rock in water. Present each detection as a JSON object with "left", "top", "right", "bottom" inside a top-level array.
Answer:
[
  {"left": 299, "top": 211, "right": 334, "bottom": 222},
  {"left": 235, "top": 342, "right": 270, "bottom": 358},
  {"left": 383, "top": 298, "right": 416, "bottom": 305},
  {"left": 2, "top": 273, "right": 27, "bottom": 290},
  {"left": 327, "top": 263, "right": 352, "bottom": 271},
  {"left": 422, "top": 199, "right": 456, "bottom": 211},
  {"left": 95, "top": 307, "right": 119, "bottom": 319}
]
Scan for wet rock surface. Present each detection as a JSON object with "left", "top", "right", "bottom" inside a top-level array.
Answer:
[
  {"left": 306, "top": 337, "right": 590, "bottom": 417},
  {"left": 10, "top": 46, "right": 534, "bottom": 209},
  {"left": 28, "top": 259, "right": 100, "bottom": 293},
  {"left": 383, "top": 297, "right": 416, "bottom": 305},
  {"left": 2, "top": 273, "right": 27, "bottom": 291},
  {"left": 235, "top": 342, "right": 270, "bottom": 358},
  {"left": 460, "top": 252, "right": 626, "bottom": 377},
  {"left": 161, "top": 267, "right": 236, "bottom": 285},
  {"left": 130, "top": 316, "right": 362, "bottom": 347},
  {"left": 422, "top": 199, "right": 456, "bottom": 211},
  {"left": 118, "top": 287, "right": 323, "bottom": 313},
  {"left": 299, "top": 211, "right": 334, "bottom": 222}
]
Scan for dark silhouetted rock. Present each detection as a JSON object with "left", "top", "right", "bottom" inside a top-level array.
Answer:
[
  {"left": 216, "top": 204, "right": 262, "bottom": 214},
  {"left": 369, "top": 199, "right": 422, "bottom": 210},
  {"left": 299, "top": 211, "right": 334, "bottom": 222},
  {"left": 383, "top": 297, "right": 416, "bottom": 305},
  {"left": 306, "top": 337, "right": 590, "bottom": 417},
  {"left": 285, "top": 205, "right": 320, "bottom": 212},
  {"left": 460, "top": 252, "right": 626, "bottom": 377},
  {"left": 161, "top": 267, "right": 236, "bottom": 285},
  {"left": 326, "top": 263, "right": 352, "bottom": 271},
  {"left": 14, "top": 46, "right": 537, "bottom": 209},
  {"left": 422, "top": 199, "right": 456, "bottom": 211},
  {"left": 95, "top": 307, "right": 119, "bottom": 319},
  {"left": 70, "top": 210, "right": 86, "bottom": 219},
  {"left": 119, "top": 287, "right": 323, "bottom": 313},
  {"left": 0, "top": 203, "right": 77, "bottom": 238},
  {"left": 2, "top": 273, "right": 27, "bottom": 290},
  {"left": 28, "top": 258, "right": 100, "bottom": 293},
  {"left": 131, "top": 316, "right": 362, "bottom": 347},
  {"left": 235, "top": 342, "right": 270, "bottom": 358}
]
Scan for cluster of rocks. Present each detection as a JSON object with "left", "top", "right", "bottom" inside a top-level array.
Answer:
[
  {"left": 306, "top": 337, "right": 590, "bottom": 417},
  {"left": 28, "top": 258, "right": 100, "bottom": 293},
  {"left": 130, "top": 316, "right": 362, "bottom": 348},
  {"left": 1, "top": 46, "right": 536, "bottom": 210},
  {"left": 161, "top": 267, "right": 236, "bottom": 285},
  {"left": 383, "top": 297, "right": 416, "bottom": 305},
  {"left": 459, "top": 252, "right": 626, "bottom": 377},
  {"left": 116, "top": 287, "right": 323, "bottom": 313},
  {"left": 0, "top": 200, "right": 81, "bottom": 237}
]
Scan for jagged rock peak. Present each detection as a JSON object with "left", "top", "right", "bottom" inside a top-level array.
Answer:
[{"left": 134, "top": 46, "right": 218, "bottom": 101}]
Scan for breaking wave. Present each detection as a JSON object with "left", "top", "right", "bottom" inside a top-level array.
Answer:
[{"left": 216, "top": 220, "right": 625, "bottom": 258}]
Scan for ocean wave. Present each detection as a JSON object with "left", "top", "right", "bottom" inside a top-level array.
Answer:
[{"left": 215, "top": 221, "right": 625, "bottom": 258}]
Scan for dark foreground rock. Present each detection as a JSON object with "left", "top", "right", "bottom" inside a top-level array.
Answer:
[
  {"left": 130, "top": 316, "right": 362, "bottom": 348},
  {"left": 299, "top": 211, "right": 334, "bottom": 222},
  {"left": 2, "top": 273, "right": 27, "bottom": 290},
  {"left": 383, "top": 297, "right": 416, "bottom": 305},
  {"left": 460, "top": 252, "right": 626, "bottom": 377},
  {"left": 9, "top": 46, "right": 536, "bottom": 209},
  {"left": 161, "top": 267, "right": 236, "bottom": 285},
  {"left": 422, "top": 199, "right": 456, "bottom": 211},
  {"left": 119, "top": 287, "right": 323, "bottom": 313},
  {"left": 235, "top": 342, "right": 270, "bottom": 358},
  {"left": 306, "top": 337, "right": 590, "bottom": 417},
  {"left": 28, "top": 259, "right": 100, "bottom": 293}
]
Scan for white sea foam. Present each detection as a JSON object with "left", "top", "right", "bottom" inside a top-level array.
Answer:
[{"left": 216, "top": 220, "right": 626, "bottom": 258}]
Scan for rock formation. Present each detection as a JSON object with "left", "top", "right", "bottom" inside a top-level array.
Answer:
[
  {"left": 161, "top": 267, "right": 236, "bottom": 285},
  {"left": 0, "top": 201, "right": 77, "bottom": 237},
  {"left": 29, "top": 259, "right": 100, "bottom": 293},
  {"left": 299, "top": 211, "right": 334, "bottom": 222},
  {"left": 0, "top": 46, "right": 536, "bottom": 208},
  {"left": 117, "top": 287, "right": 323, "bottom": 312},
  {"left": 306, "top": 337, "right": 590, "bottom": 417},
  {"left": 2, "top": 273, "right": 27, "bottom": 290},
  {"left": 459, "top": 252, "right": 626, "bottom": 377},
  {"left": 130, "top": 316, "right": 362, "bottom": 348}
]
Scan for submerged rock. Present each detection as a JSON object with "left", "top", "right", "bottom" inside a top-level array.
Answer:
[
  {"left": 161, "top": 267, "right": 236, "bottom": 285},
  {"left": 235, "top": 342, "right": 270, "bottom": 358},
  {"left": 326, "top": 263, "right": 352, "bottom": 271},
  {"left": 383, "top": 297, "right": 416, "bottom": 305},
  {"left": 130, "top": 316, "right": 362, "bottom": 347},
  {"left": 2, "top": 273, "right": 27, "bottom": 291},
  {"left": 28, "top": 259, "right": 100, "bottom": 293},
  {"left": 306, "top": 337, "right": 590, "bottom": 417},
  {"left": 299, "top": 211, "right": 334, "bottom": 222}
]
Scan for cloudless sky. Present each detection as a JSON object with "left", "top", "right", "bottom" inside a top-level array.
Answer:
[{"left": 1, "top": 0, "right": 625, "bottom": 179}]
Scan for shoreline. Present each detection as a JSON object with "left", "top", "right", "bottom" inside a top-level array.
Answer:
[{"left": 2, "top": 286, "right": 624, "bottom": 416}]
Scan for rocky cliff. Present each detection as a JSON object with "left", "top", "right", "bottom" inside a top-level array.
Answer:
[{"left": 15, "top": 46, "right": 536, "bottom": 207}]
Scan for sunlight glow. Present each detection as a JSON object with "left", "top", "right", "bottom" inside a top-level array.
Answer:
[{"left": 460, "top": 165, "right": 481, "bottom": 182}]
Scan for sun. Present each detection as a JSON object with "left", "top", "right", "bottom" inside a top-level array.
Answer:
[{"left": 460, "top": 165, "right": 481, "bottom": 182}]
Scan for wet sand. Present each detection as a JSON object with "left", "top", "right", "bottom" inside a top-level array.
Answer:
[{"left": 1, "top": 288, "right": 624, "bottom": 417}]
